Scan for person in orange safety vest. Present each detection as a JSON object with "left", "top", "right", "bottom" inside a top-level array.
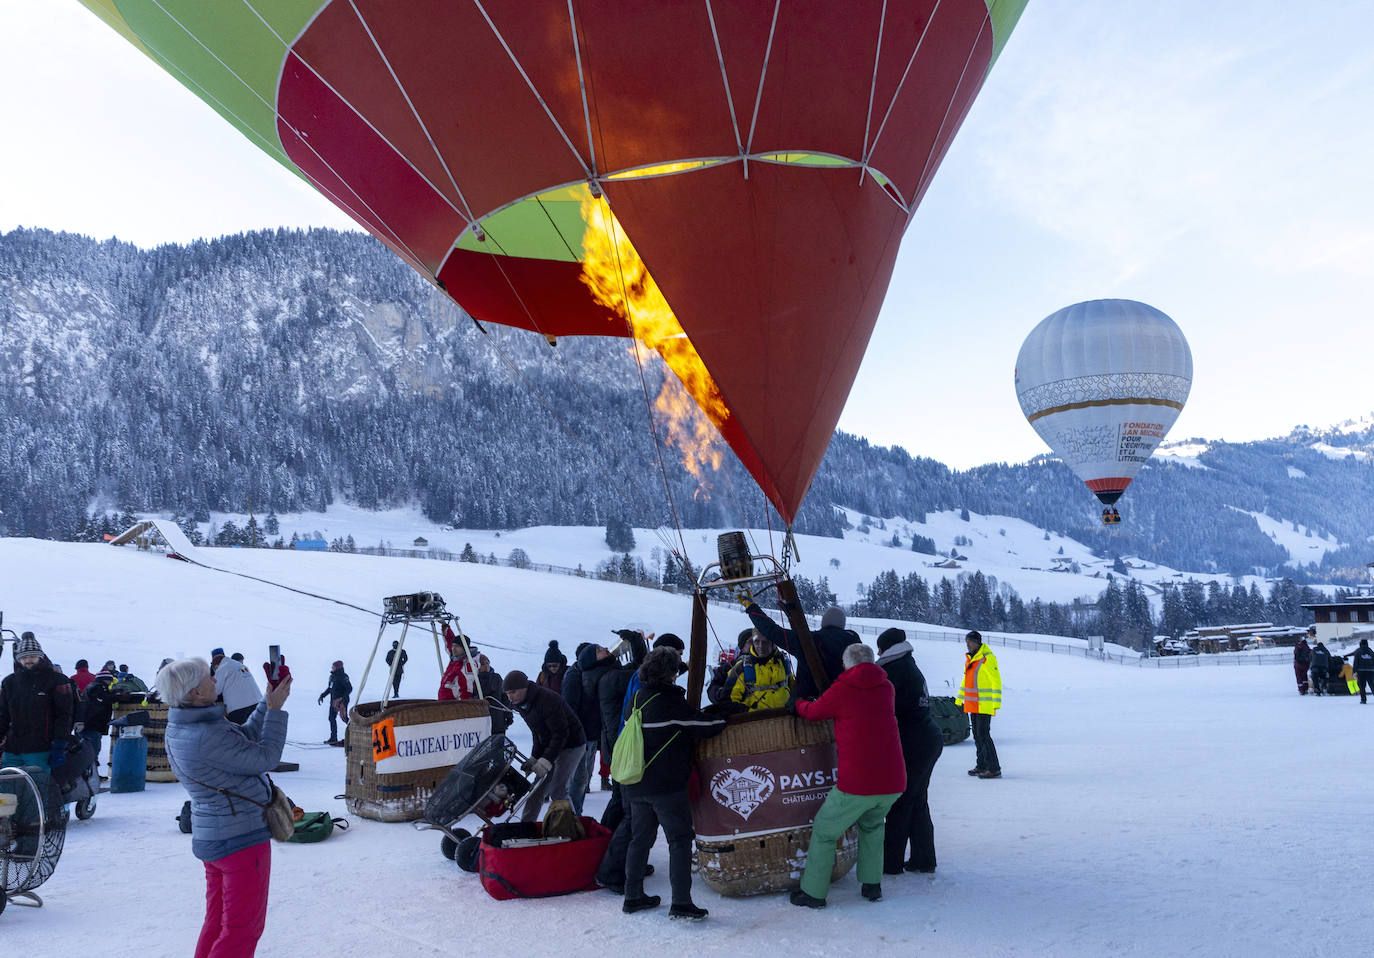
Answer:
[{"left": 956, "top": 631, "right": 1002, "bottom": 779}]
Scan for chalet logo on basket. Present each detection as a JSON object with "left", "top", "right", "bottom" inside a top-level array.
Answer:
[
  {"left": 710, "top": 766, "right": 775, "bottom": 820},
  {"left": 691, "top": 742, "right": 841, "bottom": 841}
]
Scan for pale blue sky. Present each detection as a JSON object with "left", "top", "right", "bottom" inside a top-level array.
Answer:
[{"left": 2, "top": 2, "right": 1371, "bottom": 469}]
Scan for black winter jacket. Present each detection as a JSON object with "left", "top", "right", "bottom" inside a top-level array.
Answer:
[
  {"left": 322, "top": 668, "right": 353, "bottom": 702},
  {"left": 746, "top": 604, "right": 861, "bottom": 699},
  {"left": 1351, "top": 644, "right": 1374, "bottom": 673},
  {"left": 1311, "top": 646, "right": 1331, "bottom": 673},
  {"left": 597, "top": 634, "right": 648, "bottom": 752},
  {"left": 0, "top": 660, "right": 75, "bottom": 754},
  {"left": 564, "top": 645, "right": 615, "bottom": 742},
  {"left": 877, "top": 643, "right": 942, "bottom": 763},
  {"left": 623, "top": 683, "right": 725, "bottom": 797},
  {"left": 82, "top": 676, "right": 118, "bottom": 735},
  {"left": 514, "top": 681, "right": 585, "bottom": 761}
]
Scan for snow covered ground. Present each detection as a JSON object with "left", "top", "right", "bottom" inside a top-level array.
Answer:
[{"left": 1, "top": 538, "right": 1361, "bottom": 956}]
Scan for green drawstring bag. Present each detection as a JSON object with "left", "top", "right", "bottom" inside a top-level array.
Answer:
[
  {"left": 288, "top": 812, "right": 349, "bottom": 843},
  {"left": 610, "top": 693, "right": 678, "bottom": 786}
]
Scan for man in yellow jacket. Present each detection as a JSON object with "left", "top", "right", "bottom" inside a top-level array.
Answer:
[
  {"left": 956, "top": 631, "right": 1002, "bottom": 779},
  {"left": 729, "top": 634, "right": 795, "bottom": 711}
]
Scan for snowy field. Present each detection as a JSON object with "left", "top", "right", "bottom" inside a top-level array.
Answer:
[
  {"left": 194, "top": 500, "right": 1295, "bottom": 609},
  {"left": 1, "top": 538, "right": 1361, "bottom": 957}
]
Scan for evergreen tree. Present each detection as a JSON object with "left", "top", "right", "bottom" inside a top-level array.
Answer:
[
  {"left": 460, "top": 543, "right": 478, "bottom": 562},
  {"left": 245, "top": 514, "right": 263, "bottom": 548},
  {"left": 605, "top": 516, "right": 636, "bottom": 552},
  {"left": 1122, "top": 580, "right": 1154, "bottom": 649},
  {"left": 1098, "top": 576, "right": 1125, "bottom": 644},
  {"left": 264, "top": 510, "right": 279, "bottom": 536},
  {"left": 910, "top": 534, "right": 937, "bottom": 555}
]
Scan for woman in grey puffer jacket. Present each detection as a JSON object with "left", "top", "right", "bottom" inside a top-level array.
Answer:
[{"left": 159, "top": 657, "right": 291, "bottom": 958}]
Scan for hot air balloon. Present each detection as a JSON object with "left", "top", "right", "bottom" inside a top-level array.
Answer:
[
  {"left": 1014, "top": 299, "right": 1193, "bottom": 525},
  {"left": 79, "top": 0, "right": 1026, "bottom": 530},
  {"left": 80, "top": 1, "right": 1029, "bottom": 895}
]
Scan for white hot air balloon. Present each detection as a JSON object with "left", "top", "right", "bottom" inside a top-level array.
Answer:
[{"left": 1014, "top": 299, "right": 1193, "bottom": 524}]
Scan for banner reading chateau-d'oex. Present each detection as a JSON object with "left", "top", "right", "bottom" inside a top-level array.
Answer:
[
  {"left": 372, "top": 716, "right": 490, "bottom": 774},
  {"left": 691, "top": 743, "right": 839, "bottom": 841}
]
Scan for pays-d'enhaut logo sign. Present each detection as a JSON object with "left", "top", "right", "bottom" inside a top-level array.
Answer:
[{"left": 709, "top": 763, "right": 838, "bottom": 821}]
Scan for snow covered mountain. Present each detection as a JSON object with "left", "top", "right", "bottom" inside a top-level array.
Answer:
[{"left": 2, "top": 226, "right": 1372, "bottom": 582}]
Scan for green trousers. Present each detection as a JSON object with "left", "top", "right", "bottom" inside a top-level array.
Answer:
[{"left": 801, "top": 787, "right": 901, "bottom": 899}]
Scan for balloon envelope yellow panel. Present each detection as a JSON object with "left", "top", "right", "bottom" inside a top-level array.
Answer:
[{"left": 1014, "top": 299, "right": 1193, "bottom": 506}]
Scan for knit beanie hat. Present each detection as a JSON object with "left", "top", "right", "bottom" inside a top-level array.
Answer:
[
  {"left": 332, "top": 660, "right": 344, "bottom": 670},
  {"left": 820, "top": 607, "right": 845, "bottom": 630},
  {"left": 736, "top": 628, "right": 754, "bottom": 650},
  {"left": 502, "top": 670, "right": 529, "bottom": 692},
  {"left": 877, "top": 627, "right": 906, "bottom": 653},
  {"left": 653, "top": 633, "right": 685, "bottom": 652},
  {"left": 15, "top": 633, "right": 43, "bottom": 658},
  {"left": 543, "top": 641, "right": 567, "bottom": 666}
]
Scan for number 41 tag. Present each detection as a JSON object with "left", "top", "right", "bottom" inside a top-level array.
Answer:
[{"left": 371, "top": 718, "right": 397, "bottom": 761}]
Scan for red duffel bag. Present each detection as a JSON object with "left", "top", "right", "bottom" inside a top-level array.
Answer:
[{"left": 478, "top": 817, "right": 612, "bottom": 900}]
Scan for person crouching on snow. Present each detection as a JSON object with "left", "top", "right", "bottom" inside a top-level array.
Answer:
[
  {"left": 160, "top": 657, "right": 291, "bottom": 958},
  {"left": 790, "top": 643, "right": 906, "bottom": 908},
  {"left": 502, "top": 669, "right": 587, "bottom": 822}
]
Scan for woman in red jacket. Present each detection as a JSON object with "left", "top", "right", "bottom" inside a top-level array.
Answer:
[{"left": 790, "top": 642, "right": 906, "bottom": 908}]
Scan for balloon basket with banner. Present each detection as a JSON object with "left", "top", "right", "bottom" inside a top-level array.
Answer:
[
  {"left": 685, "top": 534, "right": 856, "bottom": 897},
  {"left": 345, "top": 698, "right": 491, "bottom": 823},
  {"left": 691, "top": 713, "right": 857, "bottom": 897}
]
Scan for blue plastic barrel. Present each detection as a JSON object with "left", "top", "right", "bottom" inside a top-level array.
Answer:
[{"left": 110, "top": 734, "right": 148, "bottom": 793}]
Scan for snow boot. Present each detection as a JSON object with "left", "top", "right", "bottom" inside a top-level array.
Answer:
[
  {"left": 977, "top": 769, "right": 1002, "bottom": 779},
  {"left": 623, "top": 895, "right": 661, "bottom": 914},
  {"left": 861, "top": 883, "right": 883, "bottom": 902},
  {"left": 600, "top": 775, "right": 613, "bottom": 791},
  {"left": 790, "top": 889, "right": 827, "bottom": 909},
  {"left": 670, "top": 902, "right": 709, "bottom": 920},
  {"left": 967, "top": 768, "right": 984, "bottom": 776}
]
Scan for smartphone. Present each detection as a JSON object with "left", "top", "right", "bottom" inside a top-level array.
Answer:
[{"left": 269, "top": 645, "right": 281, "bottom": 682}]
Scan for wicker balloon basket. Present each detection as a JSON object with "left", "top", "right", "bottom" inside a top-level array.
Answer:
[
  {"left": 692, "top": 713, "right": 858, "bottom": 897},
  {"left": 111, "top": 701, "right": 176, "bottom": 783},
  {"left": 345, "top": 698, "right": 491, "bottom": 822}
]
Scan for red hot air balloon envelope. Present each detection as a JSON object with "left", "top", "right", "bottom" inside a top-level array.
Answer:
[{"left": 79, "top": 0, "right": 1028, "bottom": 525}]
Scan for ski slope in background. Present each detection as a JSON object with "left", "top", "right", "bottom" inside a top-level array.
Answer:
[{"left": 0, "top": 538, "right": 1359, "bottom": 956}]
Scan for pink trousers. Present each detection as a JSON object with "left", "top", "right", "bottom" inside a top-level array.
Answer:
[{"left": 195, "top": 841, "right": 272, "bottom": 958}]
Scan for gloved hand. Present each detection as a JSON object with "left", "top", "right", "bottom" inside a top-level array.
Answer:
[
  {"left": 784, "top": 697, "right": 799, "bottom": 716},
  {"left": 735, "top": 588, "right": 754, "bottom": 609},
  {"left": 530, "top": 757, "right": 553, "bottom": 778},
  {"left": 50, "top": 740, "right": 67, "bottom": 769},
  {"left": 317, "top": 692, "right": 328, "bottom": 705}
]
